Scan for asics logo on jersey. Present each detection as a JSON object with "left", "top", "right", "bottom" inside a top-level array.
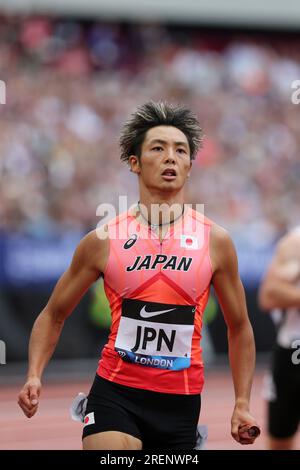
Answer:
[
  {"left": 140, "top": 306, "right": 176, "bottom": 319},
  {"left": 123, "top": 234, "right": 138, "bottom": 249}
]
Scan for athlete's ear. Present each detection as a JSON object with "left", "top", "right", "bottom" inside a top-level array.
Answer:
[{"left": 129, "top": 155, "right": 141, "bottom": 174}]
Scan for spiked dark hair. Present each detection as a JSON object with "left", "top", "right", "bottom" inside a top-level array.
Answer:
[{"left": 119, "top": 101, "right": 203, "bottom": 163}]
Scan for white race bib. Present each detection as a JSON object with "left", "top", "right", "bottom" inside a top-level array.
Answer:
[{"left": 115, "top": 298, "right": 196, "bottom": 371}]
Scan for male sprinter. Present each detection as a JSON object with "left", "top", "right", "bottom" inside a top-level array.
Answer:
[
  {"left": 259, "top": 228, "right": 300, "bottom": 450},
  {"left": 18, "top": 101, "right": 259, "bottom": 450}
]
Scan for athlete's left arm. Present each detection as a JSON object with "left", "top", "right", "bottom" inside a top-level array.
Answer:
[{"left": 210, "top": 224, "right": 260, "bottom": 444}]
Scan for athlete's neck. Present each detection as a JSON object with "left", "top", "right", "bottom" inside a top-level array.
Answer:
[{"left": 137, "top": 195, "right": 185, "bottom": 227}]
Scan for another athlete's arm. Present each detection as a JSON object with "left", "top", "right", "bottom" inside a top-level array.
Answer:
[
  {"left": 258, "top": 232, "right": 300, "bottom": 311},
  {"left": 210, "top": 224, "right": 259, "bottom": 444},
  {"left": 18, "top": 228, "right": 108, "bottom": 418}
]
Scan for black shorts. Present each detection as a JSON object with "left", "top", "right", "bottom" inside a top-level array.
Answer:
[
  {"left": 82, "top": 374, "right": 201, "bottom": 450},
  {"left": 267, "top": 345, "right": 300, "bottom": 439}
]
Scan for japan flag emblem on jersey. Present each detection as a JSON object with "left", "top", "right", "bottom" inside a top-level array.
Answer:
[{"left": 180, "top": 234, "right": 198, "bottom": 250}]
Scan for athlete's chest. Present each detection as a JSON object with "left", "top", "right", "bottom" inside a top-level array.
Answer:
[
  {"left": 119, "top": 232, "right": 201, "bottom": 273},
  {"left": 104, "top": 230, "right": 212, "bottom": 301}
]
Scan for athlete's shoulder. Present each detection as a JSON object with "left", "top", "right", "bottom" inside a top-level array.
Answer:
[
  {"left": 105, "top": 209, "right": 132, "bottom": 227},
  {"left": 188, "top": 208, "right": 234, "bottom": 250},
  {"left": 188, "top": 207, "right": 227, "bottom": 236},
  {"left": 188, "top": 206, "right": 214, "bottom": 227},
  {"left": 208, "top": 222, "right": 237, "bottom": 274},
  {"left": 74, "top": 228, "right": 109, "bottom": 274},
  {"left": 210, "top": 222, "right": 234, "bottom": 250},
  {"left": 77, "top": 228, "right": 108, "bottom": 255}
]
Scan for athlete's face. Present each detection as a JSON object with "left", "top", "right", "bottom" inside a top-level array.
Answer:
[{"left": 130, "top": 126, "right": 192, "bottom": 192}]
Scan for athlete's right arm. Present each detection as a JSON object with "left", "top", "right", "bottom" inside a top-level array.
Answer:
[
  {"left": 258, "top": 232, "right": 300, "bottom": 311},
  {"left": 18, "top": 228, "right": 108, "bottom": 418}
]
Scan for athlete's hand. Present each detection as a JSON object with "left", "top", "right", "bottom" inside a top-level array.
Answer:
[
  {"left": 231, "top": 404, "right": 260, "bottom": 445},
  {"left": 18, "top": 377, "right": 41, "bottom": 418}
]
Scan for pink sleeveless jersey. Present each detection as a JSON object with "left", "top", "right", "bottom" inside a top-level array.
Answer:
[{"left": 96, "top": 206, "right": 213, "bottom": 394}]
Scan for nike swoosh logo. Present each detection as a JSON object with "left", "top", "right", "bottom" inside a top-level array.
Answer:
[{"left": 140, "top": 305, "right": 176, "bottom": 319}]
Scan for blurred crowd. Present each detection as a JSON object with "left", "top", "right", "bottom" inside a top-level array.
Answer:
[{"left": 0, "top": 16, "right": 299, "bottom": 244}]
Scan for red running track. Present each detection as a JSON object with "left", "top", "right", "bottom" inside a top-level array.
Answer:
[{"left": 0, "top": 369, "right": 299, "bottom": 450}]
